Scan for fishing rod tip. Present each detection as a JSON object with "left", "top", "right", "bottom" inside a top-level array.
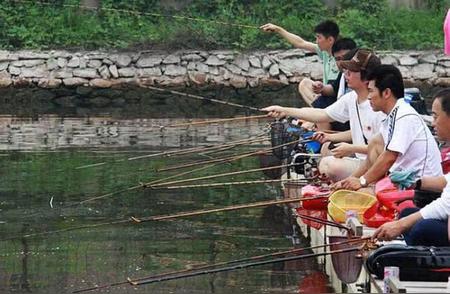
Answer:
[
  {"left": 130, "top": 216, "right": 142, "bottom": 223},
  {"left": 127, "top": 277, "right": 138, "bottom": 286},
  {"left": 139, "top": 182, "right": 148, "bottom": 188}
]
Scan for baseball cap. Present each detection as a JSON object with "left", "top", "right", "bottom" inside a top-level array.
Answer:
[{"left": 338, "top": 49, "right": 380, "bottom": 72}]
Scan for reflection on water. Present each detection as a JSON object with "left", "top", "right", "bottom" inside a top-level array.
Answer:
[
  {"left": 0, "top": 105, "right": 332, "bottom": 293},
  {"left": 0, "top": 115, "right": 269, "bottom": 150}
]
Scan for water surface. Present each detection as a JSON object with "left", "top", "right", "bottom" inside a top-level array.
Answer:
[{"left": 0, "top": 86, "right": 332, "bottom": 293}]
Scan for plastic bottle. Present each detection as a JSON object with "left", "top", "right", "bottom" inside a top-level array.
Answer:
[{"left": 345, "top": 210, "right": 358, "bottom": 226}]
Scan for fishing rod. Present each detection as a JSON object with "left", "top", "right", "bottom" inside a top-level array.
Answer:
[
  {"left": 125, "top": 247, "right": 364, "bottom": 287},
  {"left": 159, "top": 150, "right": 319, "bottom": 172},
  {"left": 73, "top": 236, "right": 370, "bottom": 293},
  {"left": 296, "top": 213, "right": 352, "bottom": 234},
  {"left": 142, "top": 85, "right": 262, "bottom": 112},
  {"left": 157, "top": 138, "right": 302, "bottom": 172},
  {"left": 150, "top": 164, "right": 296, "bottom": 188},
  {"left": 72, "top": 145, "right": 269, "bottom": 206},
  {"left": 160, "top": 115, "right": 270, "bottom": 129},
  {"left": 74, "top": 138, "right": 299, "bottom": 204},
  {"left": 156, "top": 149, "right": 261, "bottom": 172},
  {"left": 14, "top": 0, "right": 261, "bottom": 30},
  {"left": 76, "top": 162, "right": 219, "bottom": 205},
  {"left": 75, "top": 132, "right": 268, "bottom": 170},
  {"left": 129, "top": 195, "right": 326, "bottom": 223},
  {"left": 0, "top": 195, "right": 324, "bottom": 242},
  {"left": 128, "top": 133, "right": 268, "bottom": 160},
  {"left": 150, "top": 178, "right": 309, "bottom": 190},
  {"left": 73, "top": 146, "right": 269, "bottom": 207}
]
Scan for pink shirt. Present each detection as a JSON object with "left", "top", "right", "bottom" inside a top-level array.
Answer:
[{"left": 445, "top": 9, "right": 450, "bottom": 55}]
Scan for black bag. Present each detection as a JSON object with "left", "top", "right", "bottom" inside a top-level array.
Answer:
[
  {"left": 404, "top": 88, "right": 429, "bottom": 115},
  {"left": 413, "top": 189, "right": 441, "bottom": 208},
  {"left": 366, "top": 244, "right": 450, "bottom": 281}
]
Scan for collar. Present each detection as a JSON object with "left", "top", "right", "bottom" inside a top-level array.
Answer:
[{"left": 382, "top": 98, "right": 404, "bottom": 122}]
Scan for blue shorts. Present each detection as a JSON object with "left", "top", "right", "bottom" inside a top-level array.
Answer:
[{"left": 311, "top": 95, "right": 336, "bottom": 108}]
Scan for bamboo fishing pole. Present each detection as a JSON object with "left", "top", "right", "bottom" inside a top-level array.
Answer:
[
  {"left": 159, "top": 149, "right": 319, "bottom": 172},
  {"left": 73, "top": 236, "right": 370, "bottom": 293},
  {"left": 22, "top": 160, "right": 224, "bottom": 222},
  {"left": 150, "top": 164, "right": 294, "bottom": 188},
  {"left": 156, "top": 149, "right": 260, "bottom": 172},
  {"left": 143, "top": 85, "right": 262, "bottom": 112},
  {"left": 296, "top": 213, "right": 351, "bottom": 234},
  {"left": 0, "top": 195, "right": 319, "bottom": 242},
  {"left": 126, "top": 246, "right": 364, "bottom": 287},
  {"left": 75, "top": 132, "right": 268, "bottom": 170},
  {"left": 151, "top": 179, "right": 309, "bottom": 190},
  {"left": 126, "top": 132, "right": 269, "bottom": 160},
  {"left": 130, "top": 235, "right": 369, "bottom": 279},
  {"left": 77, "top": 162, "right": 220, "bottom": 205},
  {"left": 157, "top": 138, "right": 304, "bottom": 172},
  {"left": 129, "top": 196, "right": 324, "bottom": 223},
  {"left": 76, "top": 142, "right": 316, "bottom": 207},
  {"left": 72, "top": 137, "right": 285, "bottom": 205},
  {"left": 74, "top": 139, "right": 271, "bottom": 205},
  {"left": 161, "top": 115, "right": 270, "bottom": 129}
]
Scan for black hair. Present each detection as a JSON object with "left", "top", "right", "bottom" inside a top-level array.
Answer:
[
  {"left": 434, "top": 88, "right": 450, "bottom": 116},
  {"left": 314, "top": 20, "right": 339, "bottom": 39},
  {"left": 342, "top": 48, "right": 358, "bottom": 60},
  {"left": 366, "top": 64, "right": 404, "bottom": 99},
  {"left": 332, "top": 38, "right": 357, "bottom": 54}
]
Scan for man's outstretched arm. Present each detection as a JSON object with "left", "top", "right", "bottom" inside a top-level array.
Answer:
[{"left": 260, "top": 23, "right": 317, "bottom": 53}]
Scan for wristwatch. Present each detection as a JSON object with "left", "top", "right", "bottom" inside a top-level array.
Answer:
[{"left": 359, "top": 176, "right": 368, "bottom": 188}]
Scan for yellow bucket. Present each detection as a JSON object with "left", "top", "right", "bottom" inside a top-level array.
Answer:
[{"left": 328, "top": 190, "right": 377, "bottom": 223}]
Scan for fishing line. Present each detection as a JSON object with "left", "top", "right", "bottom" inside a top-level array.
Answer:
[{"left": 12, "top": 0, "right": 261, "bottom": 30}]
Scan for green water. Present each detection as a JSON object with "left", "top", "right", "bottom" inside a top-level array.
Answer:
[{"left": 0, "top": 149, "right": 328, "bottom": 294}]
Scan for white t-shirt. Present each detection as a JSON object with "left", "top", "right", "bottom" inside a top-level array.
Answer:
[
  {"left": 420, "top": 173, "right": 450, "bottom": 220},
  {"left": 325, "top": 91, "right": 386, "bottom": 159},
  {"left": 380, "top": 99, "right": 443, "bottom": 177},
  {"left": 336, "top": 73, "right": 348, "bottom": 99}
]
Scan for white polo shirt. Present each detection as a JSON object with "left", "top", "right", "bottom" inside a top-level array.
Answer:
[
  {"left": 420, "top": 173, "right": 450, "bottom": 220},
  {"left": 325, "top": 90, "right": 386, "bottom": 159},
  {"left": 380, "top": 99, "right": 443, "bottom": 177}
]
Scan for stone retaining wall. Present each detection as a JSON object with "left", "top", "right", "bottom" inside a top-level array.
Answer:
[{"left": 0, "top": 49, "right": 449, "bottom": 89}]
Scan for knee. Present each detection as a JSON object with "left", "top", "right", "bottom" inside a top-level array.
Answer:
[
  {"left": 319, "top": 157, "right": 347, "bottom": 182},
  {"left": 406, "top": 220, "right": 432, "bottom": 245},
  {"left": 298, "top": 78, "right": 313, "bottom": 94}
]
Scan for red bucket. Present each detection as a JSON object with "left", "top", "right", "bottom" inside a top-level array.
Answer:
[
  {"left": 363, "top": 202, "right": 395, "bottom": 228},
  {"left": 301, "top": 184, "right": 330, "bottom": 210},
  {"left": 375, "top": 177, "right": 414, "bottom": 210}
]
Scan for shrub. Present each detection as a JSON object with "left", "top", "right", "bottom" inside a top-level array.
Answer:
[{"left": 0, "top": 0, "right": 445, "bottom": 50}]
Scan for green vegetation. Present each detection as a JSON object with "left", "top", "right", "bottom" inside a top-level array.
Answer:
[{"left": 0, "top": 0, "right": 448, "bottom": 50}]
